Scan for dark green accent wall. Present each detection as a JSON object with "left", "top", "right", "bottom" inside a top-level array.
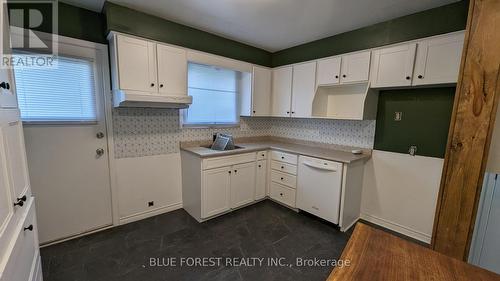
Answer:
[
  {"left": 374, "top": 88, "right": 455, "bottom": 158},
  {"left": 57, "top": 2, "right": 107, "bottom": 44},
  {"left": 272, "top": 1, "right": 468, "bottom": 67},
  {"left": 103, "top": 2, "right": 272, "bottom": 67},
  {"left": 7, "top": 2, "right": 107, "bottom": 44}
]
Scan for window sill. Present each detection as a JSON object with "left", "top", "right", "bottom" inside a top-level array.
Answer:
[{"left": 182, "top": 123, "right": 240, "bottom": 129}]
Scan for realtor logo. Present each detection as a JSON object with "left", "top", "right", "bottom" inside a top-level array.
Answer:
[{"left": 2, "top": 0, "right": 58, "bottom": 68}]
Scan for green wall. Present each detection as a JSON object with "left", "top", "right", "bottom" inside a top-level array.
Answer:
[
  {"left": 374, "top": 88, "right": 456, "bottom": 158},
  {"left": 272, "top": 1, "right": 468, "bottom": 67},
  {"left": 103, "top": 2, "right": 272, "bottom": 67},
  {"left": 7, "top": 2, "right": 107, "bottom": 44}
]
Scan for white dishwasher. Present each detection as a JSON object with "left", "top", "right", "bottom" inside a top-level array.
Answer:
[{"left": 297, "top": 155, "right": 343, "bottom": 224}]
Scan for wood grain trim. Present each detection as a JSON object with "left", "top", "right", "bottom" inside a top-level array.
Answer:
[{"left": 431, "top": 0, "right": 500, "bottom": 260}]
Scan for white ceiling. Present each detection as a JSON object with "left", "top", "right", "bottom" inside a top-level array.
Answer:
[{"left": 63, "top": 0, "right": 459, "bottom": 52}]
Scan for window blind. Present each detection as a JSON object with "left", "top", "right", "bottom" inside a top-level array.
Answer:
[
  {"left": 13, "top": 55, "right": 97, "bottom": 122},
  {"left": 183, "top": 63, "right": 239, "bottom": 126}
]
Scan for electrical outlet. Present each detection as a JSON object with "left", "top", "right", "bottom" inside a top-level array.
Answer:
[
  {"left": 148, "top": 201, "right": 154, "bottom": 207},
  {"left": 394, "top": 112, "right": 403, "bottom": 121}
]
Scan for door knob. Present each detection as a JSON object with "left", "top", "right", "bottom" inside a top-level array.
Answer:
[
  {"left": 96, "top": 148, "right": 105, "bottom": 156},
  {"left": 96, "top": 132, "right": 104, "bottom": 139},
  {"left": 24, "top": 225, "right": 33, "bottom": 232}
]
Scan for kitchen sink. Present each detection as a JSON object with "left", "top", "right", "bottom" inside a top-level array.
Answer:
[{"left": 202, "top": 144, "right": 245, "bottom": 151}]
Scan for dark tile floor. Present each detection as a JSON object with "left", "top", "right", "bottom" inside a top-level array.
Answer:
[{"left": 41, "top": 200, "right": 353, "bottom": 281}]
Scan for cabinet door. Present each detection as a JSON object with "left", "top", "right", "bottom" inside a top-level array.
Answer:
[
  {"left": 202, "top": 167, "right": 231, "bottom": 218},
  {"left": 0, "top": 123, "right": 14, "bottom": 250},
  {"left": 340, "top": 51, "right": 370, "bottom": 84},
  {"left": 291, "top": 61, "right": 316, "bottom": 118},
  {"left": 255, "top": 160, "right": 267, "bottom": 200},
  {"left": 371, "top": 43, "right": 416, "bottom": 88},
  {"left": 271, "top": 66, "right": 293, "bottom": 117},
  {"left": 157, "top": 44, "right": 187, "bottom": 96},
  {"left": 230, "top": 162, "right": 256, "bottom": 209},
  {"left": 317, "top": 57, "right": 341, "bottom": 86},
  {"left": 3, "top": 117, "right": 30, "bottom": 200},
  {"left": 413, "top": 33, "right": 464, "bottom": 86},
  {"left": 252, "top": 66, "right": 272, "bottom": 116},
  {"left": 116, "top": 35, "right": 157, "bottom": 93}
]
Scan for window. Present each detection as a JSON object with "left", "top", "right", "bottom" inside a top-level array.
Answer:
[
  {"left": 13, "top": 55, "right": 97, "bottom": 123},
  {"left": 183, "top": 62, "right": 243, "bottom": 126}
]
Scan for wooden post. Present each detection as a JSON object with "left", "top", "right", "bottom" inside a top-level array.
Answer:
[{"left": 432, "top": 0, "right": 500, "bottom": 260}]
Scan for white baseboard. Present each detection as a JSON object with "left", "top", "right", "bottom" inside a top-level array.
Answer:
[
  {"left": 360, "top": 213, "right": 431, "bottom": 243},
  {"left": 119, "top": 202, "right": 183, "bottom": 225}
]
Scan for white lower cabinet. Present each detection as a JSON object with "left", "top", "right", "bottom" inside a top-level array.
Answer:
[
  {"left": 270, "top": 182, "right": 296, "bottom": 207},
  {"left": 255, "top": 160, "right": 267, "bottom": 200},
  {"left": 202, "top": 161, "right": 255, "bottom": 218},
  {"left": 230, "top": 162, "right": 256, "bottom": 208},
  {"left": 1, "top": 200, "right": 42, "bottom": 281},
  {"left": 182, "top": 151, "right": 265, "bottom": 222},
  {"left": 202, "top": 167, "right": 231, "bottom": 218}
]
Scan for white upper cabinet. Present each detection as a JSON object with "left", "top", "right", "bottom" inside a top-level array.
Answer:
[
  {"left": 251, "top": 66, "right": 272, "bottom": 116},
  {"left": 156, "top": 44, "right": 187, "bottom": 96},
  {"left": 109, "top": 33, "right": 191, "bottom": 108},
  {"left": 116, "top": 35, "right": 158, "bottom": 93},
  {"left": 271, "top": 66, "right": 293, "bottom": 117},
  {"left": 0, "top": 66, "right": 17, "bottom": 109},
  {"left": 340, "top": 51, "right": 371, "bottom": 84},
  {"left": 291, "top": 61, "right": 316, "bottom": 118},
  {"left": 316, "top": 56, "right": 341, "bottom": 86},
  {"left": 371, "top": 43, "right": 417, "bottom": 88},
  {"left": 413, "top": 32, "right": 464, "bottom": 86}
]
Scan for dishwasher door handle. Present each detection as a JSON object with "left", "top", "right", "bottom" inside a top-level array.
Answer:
[{"left": 302, "top": 161, "right": 337, "bottom": 172}]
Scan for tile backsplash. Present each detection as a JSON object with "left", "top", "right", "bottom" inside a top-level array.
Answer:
[{"left": 112, "top": 108, "right": 376, "bottom": 158}]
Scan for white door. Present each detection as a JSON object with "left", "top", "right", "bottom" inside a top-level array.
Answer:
[
  {"left": 156, "top": 44, "right": 187, "bottom": 96},
  {"left": 15, "top": 40, "right": 113, "bottom": 244},
  {"left": 316, "top": 56, "right": 341, "bottom": 86},
  {"left": 413, "top": 32, "right": 464, "bottom": 86},
  {"left": 291, "top": 61, "right": 316, "bottom": 118},
  {"left": 251, "top": 66, "right": 271, "bottom": 116},
  {"left": 116, "top": 35, "right": 157, "bottom": 93},
  {"left": 271, "top": 66, "right": 293, "bottom": 117},
  {"left": 230, "top": 162, "right": 256, "bottom": 208},
  {"left": 202, "top": 167, "right": 231, "bottom": 218},
  {"left": 255, "top": 160, "right": 267, "bottom": 200},
  {"left": 371, "top": 43, "right": 417, "bottom": 88},
  {"left": 340, "top": 51, "right": 371, "bottom": 84}
]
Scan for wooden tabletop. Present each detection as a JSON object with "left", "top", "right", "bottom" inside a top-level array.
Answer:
[{"left": 327, "top": 223, "right": 500, "bottom": 281}]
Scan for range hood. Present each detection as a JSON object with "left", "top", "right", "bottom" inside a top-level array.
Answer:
[{"left": 112, "top": 90, "right": 193, "bottom": 109}]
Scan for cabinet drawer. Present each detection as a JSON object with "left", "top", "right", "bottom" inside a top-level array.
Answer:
[
  {"left": 203, "top": 153, "right": 256, "bottom": 170},
  {"left": 256, "top": 151, "right": 268, "bottom": 160},
  {"left": 271, "top": 170, "right": 297, "bottom": 189},
  {"left": 270, "top": 182, "right": 296, "bottom": 208},
  {"left": 271, "top": 160, "right": 297, "bottom": 175},
  {"left": 1, "top": 199, "right": 39, "bottom": 281},
  {"left": 271, "top": 151, "right": 297, "bottom": 165}
]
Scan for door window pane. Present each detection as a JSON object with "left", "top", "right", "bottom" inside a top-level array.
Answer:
[{"left": 14, "top": 55, "right": 97, "bottom": 122}]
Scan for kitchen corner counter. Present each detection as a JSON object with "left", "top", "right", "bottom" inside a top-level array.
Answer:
[{"left": 180, "top": 139, "right": 371, "bottom": 164}]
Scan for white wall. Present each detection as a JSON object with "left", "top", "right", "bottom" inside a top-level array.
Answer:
[
  {"left": 360, "top": 150, "right": 444, "bottom": 243},
  {"left": 486, "top": 104, "right": 500, "bottom": 173},
  {"left": 115, "top": 153, "right": 183, "bottom": 224}
]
